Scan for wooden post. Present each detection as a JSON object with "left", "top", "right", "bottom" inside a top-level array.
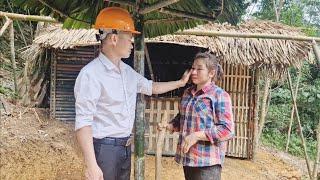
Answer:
[
  {"left": 9, "top": 21, "right": 18, "bottom": 95},
  {"left": 312, "top": 40, "right": 320, "bottom": 67},
  {"left": 252, "top": 68, "right": 260, "bottom": 161},
  {"left": 144, "top": 44, "right": 155, "bottom": 81},
  {"left": 287, "top": 70, "right": 312, "bottom": 178},
  {"left": 155, "top": 112, "right": 168, "bottom": 180},
  {"left": 134, "top": 2, "right": 145, "bottom": 179},
  {"left": 256, "top": 76, "right": 270, "bottom": 144},
  {"left": 312, "top": 122, "right": 320, "bottom": 180},
  {"left": 285, "top": 70, "right": 301, "bottom": 152}
]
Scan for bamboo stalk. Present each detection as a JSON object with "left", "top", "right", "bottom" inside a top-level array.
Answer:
[
  {"left": 312, "top": 40, "right": 320, "bottom": 67},
  {"left": 0, "top": 11, "right": 57, "bottom": 23},
  {"left": 285, "top": 70, "right": 301, "bottom": 152},
  {"left": 0, "top": 16, "right": 12, "bottom": 37},
  {"left": 312, "top": 121, "right": 320, "bottom": 180},
  {"left": 256, "top": 76, "right": 270, "bottom": 145},
  {"left": 252, "top": 68, "right": 260, "bottom": 161},
  {"left": 10, "top": 22, "right": 18, "bottom": 95},
  {"left": 155, "top": 112, "right": 168, "bottom": 180},
  {"left": 145, "top": 17, "right": 189, "bottom": 24},
  {"left": 140, "top": 0, "right": 180, "bottom": 14},
  {"left": 159, "top": 8, "right": 216, "bottom": 22},
  {"left": 287, "top": 70, "right": 312, "bottom": 178},
  {"left": 175, "top": 30, "right": 320, "bottom": 42}
]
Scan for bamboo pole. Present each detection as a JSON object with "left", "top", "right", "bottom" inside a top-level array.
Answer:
[
  {"left": 0, "top": 11, "right": 57, "bottom": 23},
  {"left": 145, "top": 17, "right": 189, "bottom": 24},
  {"left": 0, "top": 16, "right": 12, "bottom": 37},
  {"left": 155, "top": 112, "right": 168, "bottom": 180},
  {"left": 159, "top": 8, "right": 216, "bottom": 22},
  {"left": 312, "top": 40, "right": 320, "bottom": 67},
  {"left": 9, "top": 22, "right": 18, "bottom": 95},
  {"left": 134, "top": 1, "right": 145, "bottom": 179},
  {"left": 252, "top": 68, "right": 260, "bottom": 161},
  {"left": 175, "top": 30, "right": 320, "bottom": 42},
  {"left": 140, "top": 0, "right": 180, "bottom": 14},
  {"left": 256, "top": 76, "right": 270, "bottom": 145},
  {"left": 312, "top": 121, "right": 320, "bottom": 180},
  {"left": 285, "top": 70, "right": 301, "bottom": 152},
  {"left": 144, "top": 44, "right": 155, "bottom": 81},
  {"left": 287, "top": 70, "right": 312, "bottom": 178}
]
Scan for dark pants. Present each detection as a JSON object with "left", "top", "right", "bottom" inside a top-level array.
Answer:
[
  {"left": 183, "top": 165, "right": 222, "bottom": 180},
  {"left": 93, "top": 137, "right": 131, "bottom": 180}
]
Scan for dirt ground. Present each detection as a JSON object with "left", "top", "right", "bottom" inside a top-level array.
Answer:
[{"left": 0, "top": 106, "right": 308, "bottom": 180}]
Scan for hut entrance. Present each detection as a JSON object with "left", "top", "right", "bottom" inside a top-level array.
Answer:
[{"left": 50, "top": 43, "right": 256, "bottom": 159}]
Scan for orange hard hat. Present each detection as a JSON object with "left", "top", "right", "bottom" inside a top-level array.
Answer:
[{"left": 94, "top": 7, "right": 140, "bottom": 34}]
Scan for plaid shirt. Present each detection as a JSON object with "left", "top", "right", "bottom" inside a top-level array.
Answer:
[{"left": 171, "top": 82, "right": 234, "bottom": 167}]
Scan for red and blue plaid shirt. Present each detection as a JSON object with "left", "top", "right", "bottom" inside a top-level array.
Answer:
[{"left": 171, "top": 82, "right": 234, "bottom": 167}]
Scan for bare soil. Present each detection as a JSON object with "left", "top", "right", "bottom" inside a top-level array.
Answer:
[{"left": 0, "top": 106, "right": 308, "bottom": 180}]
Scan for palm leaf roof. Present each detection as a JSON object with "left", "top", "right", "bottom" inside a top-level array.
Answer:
[{"left": 12, "top": 0, "right": 248, "bottom": 37}]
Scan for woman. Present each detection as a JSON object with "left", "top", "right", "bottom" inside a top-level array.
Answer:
[{"left": 167, "top": 52, "right": 234, "bottom": 180}]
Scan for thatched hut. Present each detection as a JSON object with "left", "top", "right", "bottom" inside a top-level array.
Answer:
[{"left": 20, "top": 20, "right": 312, "bottom": 159}]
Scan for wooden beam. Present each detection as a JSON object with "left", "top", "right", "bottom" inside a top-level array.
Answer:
[
  {"left": 145, "top": 17, "right": 189, "bottom": 24},
  {"left": 140, "top": 0, "right": 180, "bottom": 14},
  {"left": 159, "top": 8, "right": 215, "bottom": 22},
  {"left": 175, "top": 30, "right": 320, "bottom": 42},
  {"left": 0, "top": 16, "right": 12, "bottom": 37},
  {"left": 0, "top": 11, "right": 57, "bottom": 23},
  {"left": 107, "top": 0, "right": 136, "bottom": 7},
  {"left": 252, "top": 68, "right": 260, "bottom": 161}
]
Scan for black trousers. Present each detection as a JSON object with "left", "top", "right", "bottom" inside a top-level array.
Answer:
[
  {"left": 183, "top": 165, "right": 222, "bottom": 180},
  {"left": 93, "top": 138, "right": 131, "bottom": 180}
]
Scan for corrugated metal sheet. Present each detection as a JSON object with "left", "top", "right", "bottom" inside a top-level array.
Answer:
[{"left": 50, "top": 46, "right": 98, "bottom": 121}]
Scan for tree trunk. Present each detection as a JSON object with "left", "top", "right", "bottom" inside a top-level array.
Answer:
[{"left": 134, "top": 1, "right": 145, "bottom": 179}]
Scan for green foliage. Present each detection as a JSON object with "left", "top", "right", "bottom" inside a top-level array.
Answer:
[
  {"left": 253, "top": 0, "right": 320, "bottom": 159},
  {"left": 10, "top": 0, "right": 249, "bottom": 37}
]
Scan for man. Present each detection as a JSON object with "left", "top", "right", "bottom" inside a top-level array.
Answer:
[{"left": 74, "top": 7, "right": 191, "bottom": 180}]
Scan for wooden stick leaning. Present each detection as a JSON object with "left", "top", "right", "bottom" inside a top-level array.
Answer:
[{"left": 156, "top": 112, "right": 168, "bottom": 180}]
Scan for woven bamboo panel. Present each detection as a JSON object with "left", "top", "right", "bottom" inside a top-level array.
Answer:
[
  {"left": 145, "top": 97, "right": 180, "bottom": 156},
  {"left": 217, "top": 63, "right": 254, "bottom": 158},
  {"left": 145, "top": 64, "right": 255, "bottom": 159}
]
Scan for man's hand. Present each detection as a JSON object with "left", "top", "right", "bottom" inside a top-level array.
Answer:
[
  {"left": 179, "top": 69, "right": 191, "bottom": 87},
  {"left": 85, "top": 164, "right": 103, "bottom": 180}
]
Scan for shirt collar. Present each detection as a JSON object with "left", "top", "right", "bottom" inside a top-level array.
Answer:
[
  {"left": 190, "top": 82, "right": 215, "bottom": 95},
  {"left": 98, "top": 52, "right": 126, "bottom": 72}
]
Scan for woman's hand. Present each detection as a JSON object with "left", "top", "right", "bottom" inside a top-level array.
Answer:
[{"left": 182, "top": 133, "right": 199, "bottom": 153}]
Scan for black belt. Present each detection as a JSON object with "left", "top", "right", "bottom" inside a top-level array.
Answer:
[{"left": 93, "top": 136, "right": 133, "bottom": 146}]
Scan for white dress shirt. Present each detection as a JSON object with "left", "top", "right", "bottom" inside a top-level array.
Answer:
[{"left": 74, "top": 53, "right": 152, "bottom": 138}]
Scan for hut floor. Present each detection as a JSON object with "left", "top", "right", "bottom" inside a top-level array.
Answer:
[{"left": 0, "top": 106, "right": 308, "bottom": 180}]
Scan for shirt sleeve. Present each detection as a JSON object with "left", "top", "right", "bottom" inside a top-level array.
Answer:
[
  {"left": 135, "top": 71, "right": 152, "bottom": 96},
  {"left": 74, "top": 70, "right": 101, "bottom": 131},
  {"left": 204, "top": 91, "right": 235, "bottom": 143},
  {"left": 169, "top": 113, "right": 181, "bottom": 131}
]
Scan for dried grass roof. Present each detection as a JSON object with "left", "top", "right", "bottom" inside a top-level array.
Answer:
[{"left": 25, "top": 20, "right": 313, "bottom": 72}]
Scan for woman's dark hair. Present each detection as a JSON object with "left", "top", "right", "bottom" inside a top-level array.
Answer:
[{"left": 194, "top": 52, "right": 224, "bottom": 82}]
